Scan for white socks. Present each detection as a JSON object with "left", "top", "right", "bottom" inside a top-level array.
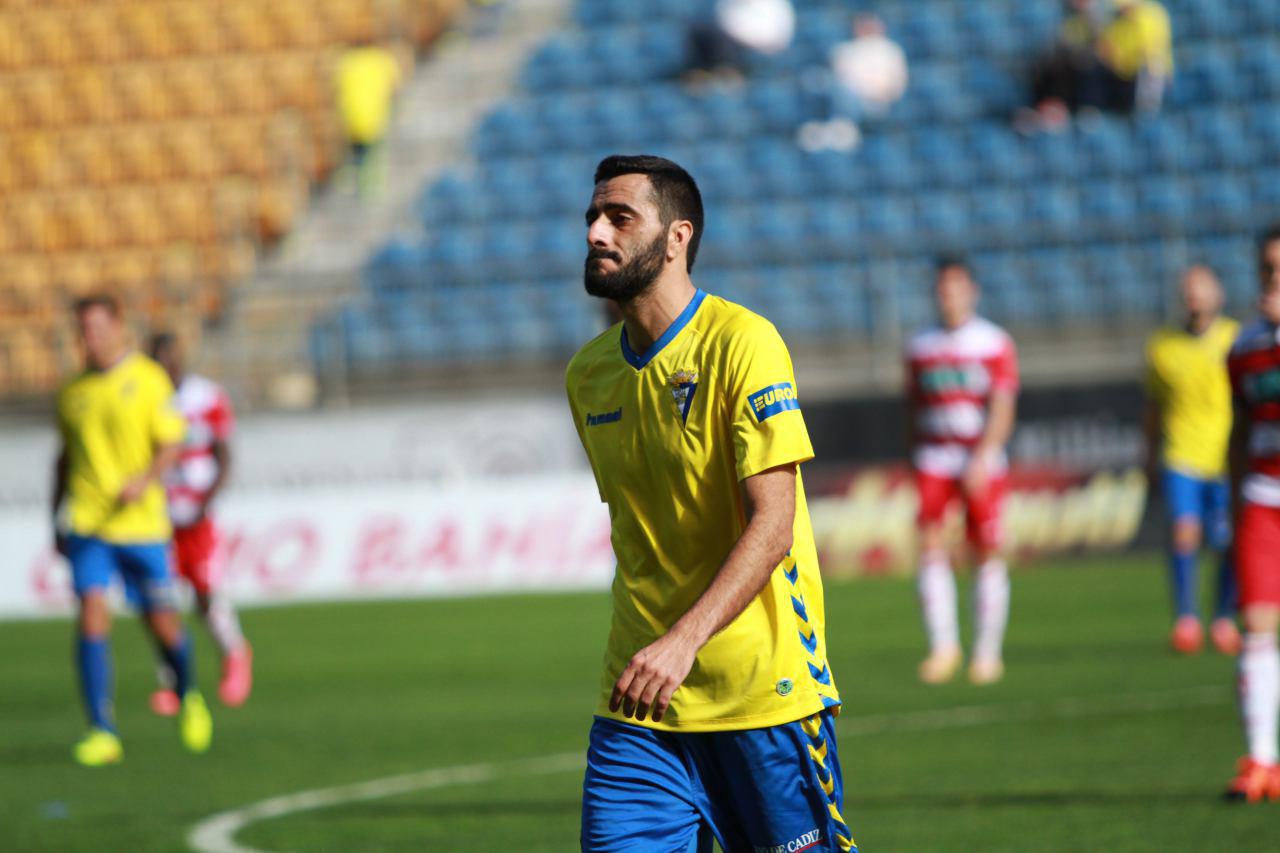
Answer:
[
  {"left": 918, "top": 552, "right": 959, "bottom": 653},
  {"left": 973, "top": 558, "right": 1011, "bottom": 663},
  {"left": 1239, "top": 632, "right": 1280, "bottom": 765},
  {"left": 203, "top": 593, "right": 247, "bottom": 657},
  {"left": 918, "top": 553, "right": 1009, "bottom": 661}
]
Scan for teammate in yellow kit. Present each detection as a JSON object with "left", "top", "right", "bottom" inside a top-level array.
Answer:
[
  {"left": 568, "top": 156, "right": 854, "bottom": 852},
  {"left": 54, "top": 295, "right": 212, "bottom": 765},
  {"left": 1144, "top": 265, "right": 1240, "bottom": 654}
]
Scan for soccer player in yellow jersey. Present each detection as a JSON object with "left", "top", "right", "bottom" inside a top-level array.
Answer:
[
  {"left": 1144, "top": 265, "right": 1241, "bottom": 655},
  {"left": 53, "top": 295, "right": 212, "bottom": 765},
  {"left": 568, "top": 156, "right": 854, "bottom": 852}
]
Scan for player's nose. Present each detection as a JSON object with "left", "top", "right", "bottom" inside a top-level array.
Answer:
[{"left": 586, "top": 217, "right": 613, "bottom": 249}]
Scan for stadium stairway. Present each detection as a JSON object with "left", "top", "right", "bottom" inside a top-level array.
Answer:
[{"left": 203, "top": 0, "right": 572, "bottom": 409}]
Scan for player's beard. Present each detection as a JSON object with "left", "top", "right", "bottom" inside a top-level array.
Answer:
[{"left": 583, "top": 232, "right": 667, "bottom": 303}]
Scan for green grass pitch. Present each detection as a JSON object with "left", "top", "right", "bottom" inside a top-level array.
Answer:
[{"left": 1, "top": 553, "right": 1275, "bottom": 851}]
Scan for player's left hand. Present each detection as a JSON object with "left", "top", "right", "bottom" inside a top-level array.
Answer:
[
  {"left": 610, "top": 633, "right": 698, "bottom": 723},
  {"left": 118, "top": 475, "right": 150, "bottom": 505},
  {"left": 963, "top": 454, "right": 989, "bottom": 497}
]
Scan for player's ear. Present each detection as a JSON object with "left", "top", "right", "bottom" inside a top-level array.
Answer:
[{"left": 667, "top": 219, "right": 694, "bottom": 264}]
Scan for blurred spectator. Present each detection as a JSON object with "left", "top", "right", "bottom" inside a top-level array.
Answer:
[
  {"left": 830, "top": 14, "right": 909, "bottom": 119},
  {"left": 1020, "top": 0, "right": 1109, "bottom": 133},
  {"left": 1096, "top": 0, "right": 1174, "bottom": 113},
  {"left": 797, "top": 14, "right": 907, "bottom": 153},
  {"left": 335, "top": 40, "right": 403, "bottom": 199},
  {"left": 685, "top": 0, "right": 795, "bottom": 86}
]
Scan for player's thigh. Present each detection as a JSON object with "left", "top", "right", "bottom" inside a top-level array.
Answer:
[
  {"left": 1161, "top": 468, "right": 1203, "bottom": 526},
  {"left": 65, "top": 535, "right": 117, "bottom": 598},
  {"left": 581, "top": 718, "right": 710, "bottom": 853},
  {"left": 964, "top": 474, "right": 1009, "bottom": 554},
  {"left": 1201, "top": 478, "right": 1232, "bottom": 551},
  {"left": 915, "top": 471, "right": 958, "bottom": 530},
  {"left": 115, "top": 542, "right": 181, "bottom": 613},
  {"left": 173, "top": 520, "right": 221, "bottom": 595},
  {"left": 1237, "top": 503, "right": 1280, "bottom": 608},
  {"left": 702, "top": 711, "right": 856, "bottom": 853}
]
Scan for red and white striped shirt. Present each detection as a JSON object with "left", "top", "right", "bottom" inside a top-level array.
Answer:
[
  {"left": 165, "top": 374, "right": 234, "bottom": 528},
  {"left": 906, "top": 316, "right": 1019, "bottom": 478},
  {"left": 1228, "top": 319, "right": 1280, "bottom": 507}
]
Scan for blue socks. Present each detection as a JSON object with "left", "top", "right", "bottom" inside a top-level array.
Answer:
[
  {"left": 158, "top": 631, "right": 194, "bottom": 698},
  {"left": 1170, "top": 550, "right": 1198, "bottom": 618},
  {"left": 1214, "top": 552, "right": 1238, "bottom": 620},
  {"left": 76, "top": 635, "right": 114, "bottom": 732}
]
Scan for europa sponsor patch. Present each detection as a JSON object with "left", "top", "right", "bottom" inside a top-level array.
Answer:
[{"left": 749, "top": 382, "right": 800, "bottom": 422}]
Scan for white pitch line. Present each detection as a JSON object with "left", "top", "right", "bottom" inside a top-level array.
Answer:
[
  {"left": 187, "top": 752, "right": 584, "bottom": 853},
  {"left": 187, "top": 684, "right": 1231, "bottom": 853}
]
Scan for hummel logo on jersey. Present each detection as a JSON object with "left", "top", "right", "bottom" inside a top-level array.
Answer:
[
  {"left": 586, "top": 407, "right": 622, "bottom": 427},
  {"left": 668, "top": 369, "right": 698, "bottom": 424},
  {"left": 749, "top": 382, "right": 800, "bottom": 422}
]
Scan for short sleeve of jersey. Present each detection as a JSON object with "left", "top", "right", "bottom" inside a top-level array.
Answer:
[
  {"left": 209, "top": 389, "right": 236, "bottom": 441},
  {"left": 1144, "top": 334, "right": 1167, "bottom": 400},
  {"left": 148, "top": 367, "right": 186, "bottom": 446},
  {"left": 724, "top": 318, "right": 815, "bottom": 480},
  {"left": 989, "top": 334, "right": 1019, "bottom": 393}
]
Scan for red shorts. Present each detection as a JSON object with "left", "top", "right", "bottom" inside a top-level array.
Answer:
[
  {"left": 1237, "top": 502, "right": 1280, "bottom": 607},
  {"left": 915, "top": 470, "right": 1008, "bottom": 553},
  {"left": 172, "top": 518, "right": 224, "bottom": 596}
]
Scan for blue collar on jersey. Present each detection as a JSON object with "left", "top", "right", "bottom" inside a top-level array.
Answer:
[{"left": 620, "top": 288, "right": 707, "bottom": 370}]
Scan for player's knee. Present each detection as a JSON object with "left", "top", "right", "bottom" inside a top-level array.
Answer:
[
  {"left": 1171, "top": 519, "right": 1202, "bottom": 554},
  {"left": 77, "top": 594, "right": 112, "bottom": 637},
  {"left": 145, "top": 609, "right": 184, "bottom": 645},
  {"left": 1241, "top": 606, "right": 1280, "bottom": 635}
]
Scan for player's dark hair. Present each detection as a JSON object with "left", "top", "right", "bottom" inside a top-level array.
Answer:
[
  {"left": 934, "top": 254, "right": 970, "bottom": 275},
  {"left": 148, "top": 332, "right": 178, "bottom": 359},
  {"left": 1259, "top": 223, "right": 1280, "bottom": 255},
  {"left": 73, "top": 293, "right": 121, "bottom": 318},
  {"left": 594, "top": 155, "right": 703, "bottom": 271}
]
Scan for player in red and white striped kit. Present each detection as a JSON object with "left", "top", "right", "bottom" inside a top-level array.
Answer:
[
  {"left": 905, "top": 257, "right": 1019, "bottom": 686},
  {"left": 1223, "top": 226, "right": 1280, "bottom": 802},
  {"left": 148, "top": 334, "right": 253, "bottom": 713}
]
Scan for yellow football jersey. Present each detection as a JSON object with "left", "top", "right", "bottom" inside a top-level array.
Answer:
[
  {"left": 1145, "top": 317, "right": 1239, "bottom": 478},
  {"left": 57, "top": 352, "right": 186, "bottom": 543},
  {"left": 566, "top": 290, "right": 840, "bottom": 732}
]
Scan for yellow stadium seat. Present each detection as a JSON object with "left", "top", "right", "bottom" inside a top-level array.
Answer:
[
  {"left": 169, "top": 2, "right": 226, "bottom": 57},
  {"left": 272, "top": 0, "right": 325, "bottom": 50},
  {"left": 120, "top": 4, "right": 175, "bottom": 61},
  {"left": 63, "top": 190, "right": 115, "bottom": 251},
  {"left": 113, "top": 125, "right": 169, "bottom": 183},
  {"left": 222, "top": 3, "right": 277, "bottom": 53},
  {"left": 65, "top": 129, "right": 123, "bottom": 187},
  {"left": 0, "top": 14, "right": 30, "bottom": 72},
  {"left": 168, "top": 62, "right": 225, "bottom": 119},
  {"left": 218, "top": 55, "right": 273, "bottom": 114},
  {"left": 113, "top": 185, "right": 164, "bottom": 247},
  {"left": 0, "top": 137, "right": 17, "bottom": 192},
  {"left": 51, "top": 251, "right": 106, "bottom": 296},
  {"left": 75, "top": 7, "right": 129, "bottom": 64},
  {"left": 16, "top": 132, "right": 64, "bottom": 188},
  {"left": 22, "top": 72, "right": 75, "bottom": 127},
  {"left": 28, "top": 11, "right": 80, "bottom": 67}
]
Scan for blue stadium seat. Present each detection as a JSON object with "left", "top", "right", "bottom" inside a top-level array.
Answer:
[{"left": 327, "top": 0, "right": 1280, "bottom": 373}]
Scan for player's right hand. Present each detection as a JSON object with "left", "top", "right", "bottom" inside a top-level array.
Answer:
[{"left": 118, "top": 475, "right": 149, "bottom": 505}]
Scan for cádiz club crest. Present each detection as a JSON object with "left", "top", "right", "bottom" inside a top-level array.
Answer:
[{"left": 667, "top": 369, "right": 698, "bottom": 424}]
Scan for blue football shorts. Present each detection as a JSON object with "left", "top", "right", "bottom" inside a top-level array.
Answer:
[
  {"left": 1162, "top": 467, "right": 1231, "bottom": 550},
  {"left": 581, "top": 709, "right": 856, "bottom": 852},
  {"left": 65, "top": 534, "right": 180, "bottom": 612}
]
